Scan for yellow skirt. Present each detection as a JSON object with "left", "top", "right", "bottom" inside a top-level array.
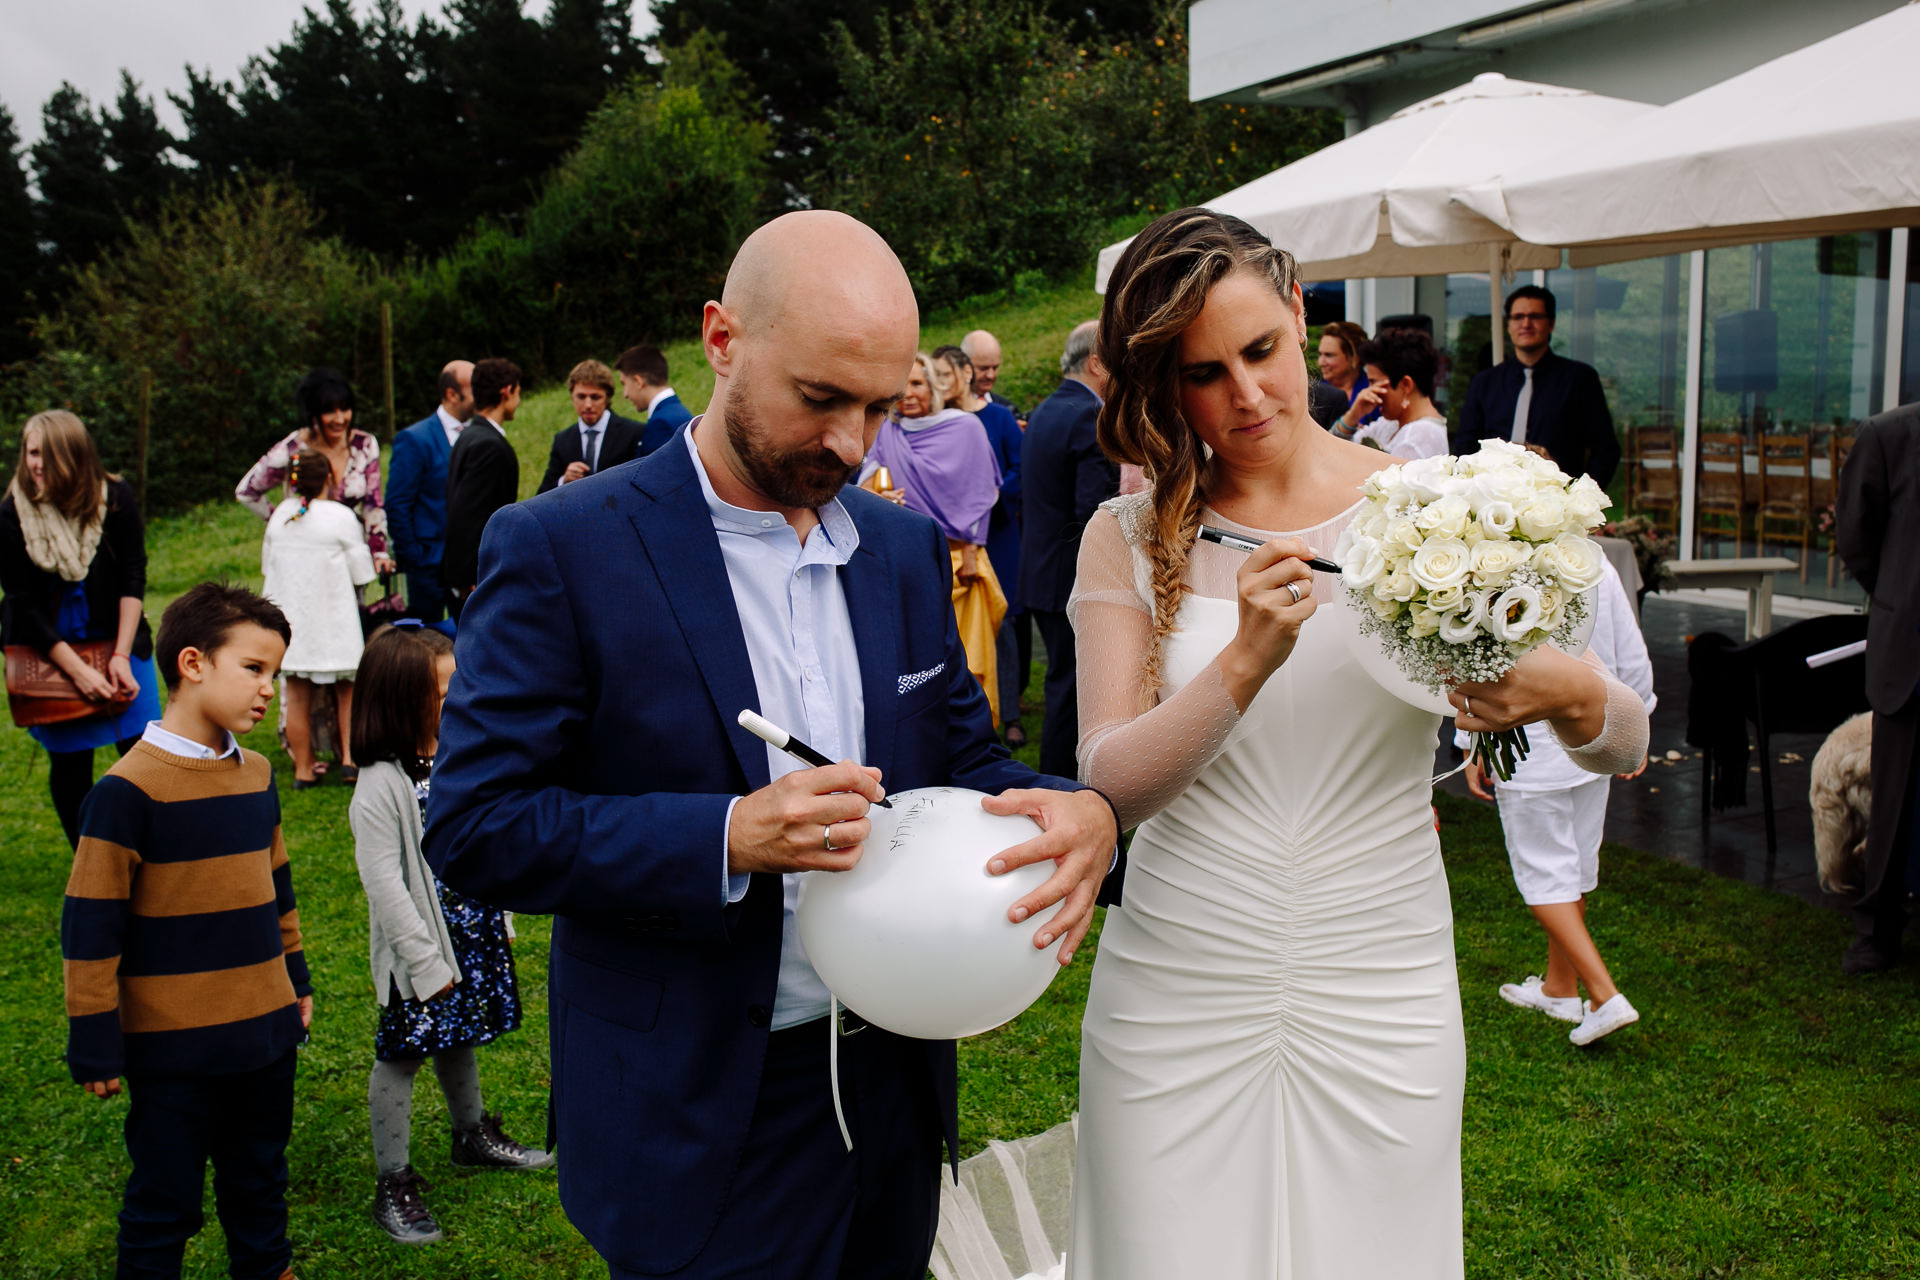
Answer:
[{"left": 950, "top": 544, "right": 1009, "bottom": 727}]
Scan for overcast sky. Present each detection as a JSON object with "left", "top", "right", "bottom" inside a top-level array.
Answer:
[{"left": 3, "top": 1, "right": 655, "bottom": 149}]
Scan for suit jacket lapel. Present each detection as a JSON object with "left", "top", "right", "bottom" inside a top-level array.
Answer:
[
  {"left": 840, "top": 504, "right": 900, "bottom": 783},
  {"left": 627, "top": 446, "right": 770, "bottom": 790}
]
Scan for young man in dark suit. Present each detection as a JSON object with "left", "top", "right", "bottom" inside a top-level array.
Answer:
[
  {"left": 615, "top": 343, "right": 694, "bottom": 456},
  {"left": 1018, "top": 320, "right": 1119, "bottom": 780},
  {"left": 537, "top": 359, "right": 646, "bottom": 494},
  {"left": 386, "top": 359, "right": 472, "bottom": 622},
  {"left": 425, "top": 211, "right": 1118, "bottom": 1280},
  {"left": 442, "top": 358, "right": 521, "bottom": 620},
  {"left": 1456, "top": 285, "right": 1621, "bottom": 486},
  {"left": 1836, "top": 400, "right": 1920, "bottom": 973}
]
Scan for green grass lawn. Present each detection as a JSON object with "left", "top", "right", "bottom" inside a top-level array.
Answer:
[{"left": 4, "top": 410, "right": 1920, "bottom": 1276}]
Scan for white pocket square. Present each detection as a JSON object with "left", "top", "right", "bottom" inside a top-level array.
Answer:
[{"left": 898, "top": 663, "right": 945, "bottom": 695}]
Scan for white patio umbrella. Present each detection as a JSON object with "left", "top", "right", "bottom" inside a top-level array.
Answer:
[
  {"left": 1092, "top": 72, "right": 1653, "bottom": 360},
  {"left": 1453, "top": 3, "right": 1920, "bottom": 266}
]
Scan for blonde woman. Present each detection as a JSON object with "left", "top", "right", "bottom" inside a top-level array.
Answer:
[
  {"left": 0, "top": 411, "right": 160, "bottom": 847},
  {"left": 1065, "top": 209, "right": 1650, "bottom": 1278}
]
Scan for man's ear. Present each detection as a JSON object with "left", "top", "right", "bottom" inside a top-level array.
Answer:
[{"left": 703, "top": 301, "right": 740, "bottom": 378}]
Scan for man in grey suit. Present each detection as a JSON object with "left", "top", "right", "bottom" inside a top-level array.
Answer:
[{"left": 1837, "top": 401, "right": 1920, "bottom": 973}]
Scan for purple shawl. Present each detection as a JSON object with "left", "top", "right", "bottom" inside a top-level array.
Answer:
[{"left": 865, "top": 409, "right": 1002, "bottom": 544}]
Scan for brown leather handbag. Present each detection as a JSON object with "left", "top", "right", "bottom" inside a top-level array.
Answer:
[{"left": 5, "top": 640, "right": 134, "bottom": 728}]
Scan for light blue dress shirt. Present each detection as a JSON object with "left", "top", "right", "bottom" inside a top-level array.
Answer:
[{"left": 688, "top": 426, "right": 867, "bottom": 1031}]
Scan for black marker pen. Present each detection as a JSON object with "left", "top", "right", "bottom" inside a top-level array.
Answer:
[
  {"left": 737, "top": 710, "right": 893, "bottom": 808},
  {"left": 1198, "top": 525, "right": 1343, "bottom": 574}
]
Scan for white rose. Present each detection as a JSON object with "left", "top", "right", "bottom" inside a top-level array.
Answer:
[
  {"left": 1471, "top": 539, "right": 1531, "bottom": 588},
  {"left": 1346, "top": 538, "right": 1389, "bottom": 589},
  {"left": 1438, "top": 590, "right": 1493, "bottom": 644},
  {"left": 1462, "top": 438, "right": 1526, "bottom": 473},
  {"left": 1408, "top": 604, "right": 1444, "bottom": 639},
  {"left": 1373, "top": 566, "right": 1419, "bottom": 604},
  {"left": 1489, "top": 582, "right": 1545, "bottom": 643},
  {"left": 1408, "top": 537, "right": 1472, "bottom": 591},
  {"left": 1477, "top": 499, "right": 1518, "bottom": 538},
  {"left": 1515, "top": 490, "right": 1569, "bottom": 541},
  {"left": 1415, "top": 495, "right": 1471, "bottom": 539},
  {"left": 1536, "top": 533, "right": 1606, "bottom": 592},
  {"left": 1468, "top": 466, "right": 1531, "bottom": 511},
  {"left": 1384, "top": 516, "right": 1423, "bottom": 555},
  {"left": 1426, "top": 583, "right": 1466, "bottom": 614},
  {"left": 1368, "top": 592, "right": 1402, "bottom": 619},
  {"left": 1399, "top": 456, "right": 1450, "bottom": 503}
]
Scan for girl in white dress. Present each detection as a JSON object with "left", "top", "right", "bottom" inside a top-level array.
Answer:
[
  {"left": 263, "top": 449, "right": 377, "bottom": 787},
  {"left": 1066, "top": 209, "right": 1651, "bottom": 1280}
]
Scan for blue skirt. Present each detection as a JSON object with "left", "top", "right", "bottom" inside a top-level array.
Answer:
[
  {"left": 27, "top": 584, "right": 161, "bottom": 753},
  {"left": 374, "top": 877, "right": 522, "bottom": 1062}
]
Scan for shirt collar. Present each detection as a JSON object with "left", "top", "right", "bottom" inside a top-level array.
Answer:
[
  {"left": 647, "top": 386, "right": 676, "bottom": 415},
  {"left": 142, "top": 719, "right": 240, "bottom": 761},
  {"left": 683, "top": 419, "right": 858, "bottom": 561},
  {"left": 435, "top": 405, "right": 465, "bottom": 435}
]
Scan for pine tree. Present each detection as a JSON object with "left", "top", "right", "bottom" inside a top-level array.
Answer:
[
  {"left": 31, "top": 84, "right": 121, "bottom": 271},
  {"left": 103, "top": 72, "right": 177, "bottom": 216},
  {"left": 0, "top": 103, "right": 43, "bottom": 365}
]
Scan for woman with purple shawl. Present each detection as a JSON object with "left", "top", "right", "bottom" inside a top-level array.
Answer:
[{"left": 863, "top": 353, "right": 1010, "bottom": 722}]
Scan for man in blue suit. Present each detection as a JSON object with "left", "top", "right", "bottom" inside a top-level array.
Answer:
[
  {"left": 1018, "top": 321, "right": 1119, "bottom": 780},
  {"left": 425, "top": 211, "right": 1118, "bottom": 1279},
  {"left": 616, "top": 343, "right": 695, "bottom": 457},
  {"left": 386, "top": 359, "right": 472, "bottom": 623}
]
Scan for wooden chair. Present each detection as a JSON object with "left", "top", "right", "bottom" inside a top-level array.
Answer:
[
  {"left": 1825, "top": 433, "right": 1856, "bottom": 587},
  {"left": 1756, "top": 434, "right": 1812, "bottom": 581},
  {"left": 1695, "top": 432, "right": 1747, "bottom": 557},
  {"left": 1627, "top": 426, "right": 1680, "bottom": 532}
]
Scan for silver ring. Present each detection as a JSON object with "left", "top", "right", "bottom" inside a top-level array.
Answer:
[
  {"left": 1285, "top": 580, "right": 1305, "bottom": 604},
  {"left": 823, "top": 823, "right": 837, "bottom": 851},
  {"left": 1463, "top": 697, "right": 1472, "bottom": 718}
]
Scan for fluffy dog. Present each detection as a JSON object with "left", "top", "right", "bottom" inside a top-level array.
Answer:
[{"left": 1811, "top": 712, "right": 1874, "bottom": 894}]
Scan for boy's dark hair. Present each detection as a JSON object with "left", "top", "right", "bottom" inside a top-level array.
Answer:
[
  {"left": 1504, "top": 283, "right": 1557, "bottom": 320},
  {"left": 295, "top": 367, "right": 356, "bottom": 428},
  {"left": 614, "top": 344, "right": 668, "bottom": 385},
  {"left": 155, "top": 583, "right": 292, "bottom": 691},
  {"left": 1359, "top": 328, "right": 1440, "bottom": 399},
  {"left": 471, "top": 358, "right": 522, "bottom": 413},
  {"left": 351, "top": 623, "right": 456, "bottom": 779}
]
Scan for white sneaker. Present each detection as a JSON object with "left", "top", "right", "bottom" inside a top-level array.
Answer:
[
  {"left": 1569, "top": 993, "right": 1640, "bottom": 1046},
  {"left": 1499, "top": 975, "right": 1584, "bottom": 1022}
]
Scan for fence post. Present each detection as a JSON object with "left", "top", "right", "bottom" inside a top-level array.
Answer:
[
  {"left": 381, "top": 301, "right": 396, "bottom": 442},
  {"left": 135, "top": 367, "right": 151, "bottom": 518}
]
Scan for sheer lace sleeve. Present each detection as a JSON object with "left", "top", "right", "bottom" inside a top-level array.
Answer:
[
  {"left": 1553, "top": 651, "right": 1651, "bottom": 774},
  {"left": 1067, "top": 502, "right": 1244, "bottom": 830}
]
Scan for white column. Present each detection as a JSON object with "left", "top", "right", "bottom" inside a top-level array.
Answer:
[
  {"left": 1885, "top": 227, "right": 1910, "bottom": 413},
  {"left": 1679, "top": 250, "right": 1706, "bottom": 557}
]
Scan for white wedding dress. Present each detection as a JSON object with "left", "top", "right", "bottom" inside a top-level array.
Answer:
[{"left": 1066, "top": 493, "right": 1464, "bottom": 1280}]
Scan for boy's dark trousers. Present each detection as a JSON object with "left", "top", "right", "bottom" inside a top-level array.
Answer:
[{"left": 117, "top": 1049, "right": 297, "bottom": 1280}]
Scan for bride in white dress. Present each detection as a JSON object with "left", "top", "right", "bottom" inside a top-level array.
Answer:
[{"left": 1065, "top": 209, "right": 1649, "bottom": 1279}]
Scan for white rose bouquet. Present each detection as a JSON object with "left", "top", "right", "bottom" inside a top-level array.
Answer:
[{"left": 1336, "top": 439, "right": 1610, "bottom": 779}]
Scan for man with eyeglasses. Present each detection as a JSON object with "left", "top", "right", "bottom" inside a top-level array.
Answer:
[{"left": 1456, "top": 285, "right": 1620, "bottom": 486}]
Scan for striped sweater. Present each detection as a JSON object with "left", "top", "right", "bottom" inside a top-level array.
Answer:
[{"left": 61, "top": 742, "right": 312, "bottom": 1081}]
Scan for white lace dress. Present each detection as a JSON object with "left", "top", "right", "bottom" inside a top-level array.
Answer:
[{"left": 1066, "top": 492, "right": 1466, "bottom": 1280}]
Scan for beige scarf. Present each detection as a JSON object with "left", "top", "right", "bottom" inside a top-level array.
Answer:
[{"left": 8, "top": 476, "right": 108, "bottom": 582}]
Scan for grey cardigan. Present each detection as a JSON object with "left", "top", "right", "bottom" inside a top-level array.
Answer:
[{"left": 350, "top": 759, "right": 460, "bottom": 1005}]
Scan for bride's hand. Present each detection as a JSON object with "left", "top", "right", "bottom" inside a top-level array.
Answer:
[
  {"left": 1218, "top": 536, "right": 1317, "bottom": 711},
  {"left": 1450, "top": 646, "right": 1607, "bottom": 741}
]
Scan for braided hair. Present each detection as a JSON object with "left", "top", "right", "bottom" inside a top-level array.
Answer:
[{"left": 286, "top": 449, "right": 332, "bottom": 522}]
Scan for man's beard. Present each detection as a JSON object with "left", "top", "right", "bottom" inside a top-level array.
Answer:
[{"left": 724, "top": 392, "right": 861, "bottom": 510}]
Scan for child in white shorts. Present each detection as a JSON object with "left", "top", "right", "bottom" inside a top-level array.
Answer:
[{"left": 1461, "top": 559, "right": 1655, "bottom": 1046}]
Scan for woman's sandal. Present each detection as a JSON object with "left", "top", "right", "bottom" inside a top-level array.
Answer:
[
  {"left": 293, "top": 776, "right": 320, "bottom": 791},
  {"left": 339, "top": 765, "right": 360, "bottom": 785}
]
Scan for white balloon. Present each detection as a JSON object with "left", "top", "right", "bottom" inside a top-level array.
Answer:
[{"left": 797, "top": 786, "right": 1061, "bottom": 1040}]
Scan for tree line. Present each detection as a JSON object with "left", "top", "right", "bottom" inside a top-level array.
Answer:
[{"left": 1, "top": 0, "right": 1337, "bottom": 513}]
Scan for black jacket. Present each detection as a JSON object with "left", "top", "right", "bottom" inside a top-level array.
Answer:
[
  {"left": 0, "top": 477, "right": 152, "bottom": 659},
  {"left": 443, "top": 418, "right": 520, "bottom": 594},
  {"left": 1018, "top": 378, "right": 1118, "bottom": 614},
  {"left": 536, "top": 413, "right": 646, "bottom": 495},
  {"left": 1838, "top": 401, "right": 1920, "bottom": 715},
  {"left": 1455, "top": 350, "right": 1620, "bottom": 486}
]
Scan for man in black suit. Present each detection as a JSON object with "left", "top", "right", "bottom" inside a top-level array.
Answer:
[
  {"left": 1019, "top": 320, "right": 1118, "bottom": 779},
  {"left": 1456, "top": 285, "right": 1620, "bottom": 486},
  {"left": 537, "top": 359, "right": 646, "bottom": 494},
  {"left": 615, "top": 344, "right": 694, "bottom": 457},
  {"left": 1836, "top": 401, "right": 1920, "bottom": 973},
  {"left": 443, "top": 357, "right": 522, "bottom": 620}
]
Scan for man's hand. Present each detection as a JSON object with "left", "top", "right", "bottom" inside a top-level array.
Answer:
[
  {"left": 298, "top": 995, "right": 313, "bottom": 1029},
  {"left": 1463, "top": 757, "right": 1495, "bottom": 802},
  {"left": 980, "top": 789, "right": 1118, "bottom": 967},
  {"left": 727, "top": 761, "right": 887, "bottom": 876},
  {"left": 81, "top": 1078, "right": 122, "bottom": 1099},
  {"left": 560, "top": 461, "right": 590, "bottom": 485}
]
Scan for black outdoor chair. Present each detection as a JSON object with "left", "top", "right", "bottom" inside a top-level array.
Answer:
[{"left": 1685, "top": 613, "right": 1870, "bottom": 857}]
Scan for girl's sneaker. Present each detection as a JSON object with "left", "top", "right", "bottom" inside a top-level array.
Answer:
[
  {"left": 451, "top": 1111, "right": 556, "bottom": 1169},
  {"left": 1569, "top": 993, "right": 1640, "bottom": 1046},
  {"left": 1498, "top": 975, "right": 1584, "bottom": 1023},
  {"left": 372, "top": 1166, "right": 442, "bottom": 1245}
]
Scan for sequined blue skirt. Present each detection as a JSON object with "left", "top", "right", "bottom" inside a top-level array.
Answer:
[{"left": 374, "top": 878, "right": 522, "bottom": 1062}]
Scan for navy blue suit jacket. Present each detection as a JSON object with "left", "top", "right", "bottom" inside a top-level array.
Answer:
[
  {"left": 1455, "top": 351, "right": 1620, "bottom": 487},
  {"left": 640, "top": 391, "right": 693, "bottom": 457},
  {"left": 386, "top": 412, "right": 453, "bottom": 571},
  {"left": 1018, "top": 378, "right": 1118, "bottom": 614},
  {"left": 423, "top": 432, "right": 1094, "bottom": 1272}
]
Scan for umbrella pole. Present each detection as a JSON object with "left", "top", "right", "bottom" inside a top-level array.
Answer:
[{"left": 1488, "top": 243, "right": 1506, "bottom": 366}]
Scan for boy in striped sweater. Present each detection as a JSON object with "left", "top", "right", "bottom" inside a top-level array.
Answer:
[{"left": 62, "top": 582, "right": 312, "bottom": 1280}]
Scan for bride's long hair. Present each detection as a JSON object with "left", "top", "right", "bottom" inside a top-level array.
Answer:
[{"left": 1096, "top": 209, "right": 1302, "bottom": 703}]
